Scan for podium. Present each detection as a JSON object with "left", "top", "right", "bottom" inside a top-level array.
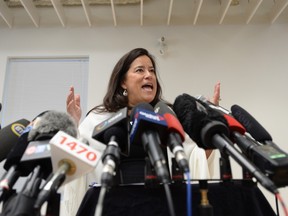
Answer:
[{"left": 76, "top": 180, "right": 276, "bottom": 216}]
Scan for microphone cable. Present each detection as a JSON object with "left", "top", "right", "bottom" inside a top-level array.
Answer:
[
  {"left": 185, "top": 171, "right": 192, "bottom": 216},
  {"left": 275, "top": 192, "right": 288, "bottom": 216}
]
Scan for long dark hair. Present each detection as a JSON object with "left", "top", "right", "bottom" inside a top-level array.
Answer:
[{"left": 89, "top": 48, "right": 168, "bottom": 114}]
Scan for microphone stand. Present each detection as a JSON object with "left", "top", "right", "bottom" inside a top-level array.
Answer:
[
  {"left": 144, "top": 157, "right": 159, "bottom": 188},
  {"left": 95, "top": 137, "right": 120, "bottom": 216},
  {"left": 198, "top": 180, "right": 214, "bottom": 216},
  {"left": 219, "top": 152, "right": 232, "bottom": 182}
]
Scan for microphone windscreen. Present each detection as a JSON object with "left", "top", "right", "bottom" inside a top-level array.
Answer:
[
  {"left": 173, "top": 93, "right": 228, "bottom": 149},
  {"left": 173, "top": 94, "right": 209, "bottom": 148},
  {"left": 0, "top": 119, "right": 30, "bottom": 162},
  {"left": 231, "top": 105, "right": 272, "bottom": 142},
  {"left": 28, "top": 110, "right": 78, "bottom": 141}
]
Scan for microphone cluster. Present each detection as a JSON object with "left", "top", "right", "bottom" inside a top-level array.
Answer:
[
  {"left": 0, "top": 103, "right": 190, "bottom": 215},
  {"left": 0, "top": 94, "right": 287, "bottom": 215},
  {"left": 0, "top": 110, "right": 102, "bottom": 216},
  {"left": 91, "top": 103, "right": 190, "bottom": 187},
  {"left": 173, "top": 93, "right": 288, "bottom": 194}
]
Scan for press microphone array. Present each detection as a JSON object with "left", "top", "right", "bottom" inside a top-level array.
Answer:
[
  {"left": 173, "top": 93, "right": 278, "bottom": 194},
  {"left": 2, "top": 98, "right": 285, "bottom": 215}
]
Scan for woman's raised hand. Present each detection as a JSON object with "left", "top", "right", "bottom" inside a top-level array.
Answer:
[{"left": 66, "top": 86, "right": 82, "bottom": 126}]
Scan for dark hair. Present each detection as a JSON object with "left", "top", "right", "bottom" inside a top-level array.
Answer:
[{"left": 90, "top": 48, "right": 168, "bottom": 114}]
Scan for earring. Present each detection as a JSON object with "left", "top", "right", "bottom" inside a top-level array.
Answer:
[{"left": 123, "top": 89, "right": 128, "bottom": 96}]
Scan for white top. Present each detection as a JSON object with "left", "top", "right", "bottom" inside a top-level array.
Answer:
[{"left": 61, "top": 111, "right": 215, "bottom": 216}]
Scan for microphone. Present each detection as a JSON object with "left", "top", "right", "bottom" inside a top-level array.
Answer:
[
  {"left": 154, "top": 101, "right": 189, "bottom": 173},
  {"left": 0, "top": 118, "right": 30, "bottom": 162},
  {"left": 194, "top": 96, "right": 244, "bottom": 180},
  {"left": 92, "top": 107, "right": 129, "bottom": 156},
  {"left": 173, "top": 94, "right": 279, "bottom": 194},
  {"left": 0, "top": 165, "right": 20, "bottom": 202},
  {"left": 229, "top": 106, "right": 288, "bottom": 187},
  {"left": 173, "top": 93, "right": 228, "bottom": 149},
  {"left": 130, "top": 102, "right": 170, "bottom": 183},
  {"left": 0, "top": 120, "right": 30, "bottom": 201},
  {"left": 230, "top": 104, "right": 272, "bottom": 142},
  {"left": 100, "top": 126, "right": 125, "bottom": 187}
]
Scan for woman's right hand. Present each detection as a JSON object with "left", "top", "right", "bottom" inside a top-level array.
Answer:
[{"left": 66, "top": 86, "right": 82, "bottom": 126}]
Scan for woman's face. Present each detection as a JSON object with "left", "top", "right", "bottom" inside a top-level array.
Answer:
[{"left": 121, "top": 55, "right": 157, "bottom": 108}]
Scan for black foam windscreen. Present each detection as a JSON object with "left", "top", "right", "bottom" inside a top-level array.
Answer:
[
  {"left": 28, "top": 110, "right": 78, "bottom": 141},
  {"left": 173, "top": 93, "right": 228, "bottom": 149},
  {"left": 231, "top": 104, "right": 272, "bottom": 142}
]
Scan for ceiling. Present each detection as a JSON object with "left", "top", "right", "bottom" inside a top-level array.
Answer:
[{"left": 0, "top": 0, "right": 288, "bottom": 28}]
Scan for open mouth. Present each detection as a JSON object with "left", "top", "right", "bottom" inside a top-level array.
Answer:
[{"left": 142, "top": 83, "right": 153, "bottom": 91}]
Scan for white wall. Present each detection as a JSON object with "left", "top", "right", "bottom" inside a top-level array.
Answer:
[{"left": 0, "top": 24, "right": 287, "bottom": 215}]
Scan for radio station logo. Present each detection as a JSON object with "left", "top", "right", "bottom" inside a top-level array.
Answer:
[{"left": 11, "top": 123, "right": 26, "bottom": 137}]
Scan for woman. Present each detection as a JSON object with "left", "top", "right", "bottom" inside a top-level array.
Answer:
[{"left": 64, "top": 48, "right": 221, "bottom": 215}]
